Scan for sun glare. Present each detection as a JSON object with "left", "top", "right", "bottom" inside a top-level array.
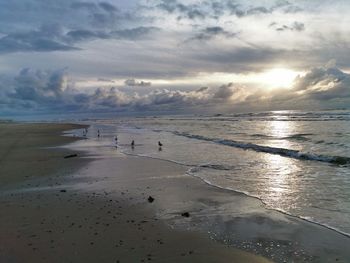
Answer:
[{"left": 258, "top": 68, "right": 299, "bottom": 88}]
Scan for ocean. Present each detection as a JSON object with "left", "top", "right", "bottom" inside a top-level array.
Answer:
[{"left": 79, "top": 110, "right": 350, "bottom": 237}]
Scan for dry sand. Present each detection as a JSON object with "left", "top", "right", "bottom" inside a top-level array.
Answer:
[{"left": 0, "top": 123, "right": 272, "bottom": 263}]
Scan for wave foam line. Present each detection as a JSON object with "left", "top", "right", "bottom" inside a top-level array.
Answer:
[
  {"left": 173, "top": 132, "right": 350, "bottom": 165},
  {"left": 186, "top": 167, "right": 350, "bottom": 239}
]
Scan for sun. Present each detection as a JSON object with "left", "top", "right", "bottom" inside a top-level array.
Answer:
[{"left": 259, "top": 68, "right": 299, "bottom": 88}]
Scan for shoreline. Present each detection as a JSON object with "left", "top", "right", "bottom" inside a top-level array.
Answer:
[
  {"left": 122, "top": 149, "right": 350, "bottom": 239},
  {"left": 189, "top": 168, "right": 350, "bottom": 239},
  {"left": 0, "top": 123, "right": 272, "bottom": 263},
  {"left": 62, "top": 127, "right": 350, "bottom": 262}
]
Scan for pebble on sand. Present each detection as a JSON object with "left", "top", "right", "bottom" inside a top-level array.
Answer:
[
  {"left": 181, "top": 212, "right": 190, "bottom": 217},
  {"left": 147, "top": 196, "right": 155, "bottom": 203}
]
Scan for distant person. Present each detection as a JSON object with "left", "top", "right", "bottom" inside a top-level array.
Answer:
[
  {"left": 115, "top": 136, "right": 118, "bottom": 143},
  {"left": 131, "top": 140, "right": 135, "bottom": 148},
  {"left": 97, "top": 129, "right": 100, "bottom": 138}
]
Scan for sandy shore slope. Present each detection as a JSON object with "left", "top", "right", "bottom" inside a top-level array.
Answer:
[{"left": 0, "top": 123, "right": 271, "bottom": 263}]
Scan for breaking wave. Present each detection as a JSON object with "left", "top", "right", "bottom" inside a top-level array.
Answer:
[{"left": 173, "top": 131, "right": 350, "bottom": 165}]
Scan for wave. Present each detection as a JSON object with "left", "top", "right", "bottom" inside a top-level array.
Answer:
[
  {"left": 173, "top": 132, "right": 350, "bottom": 165},
  {"left": 163, "top": 110, "right": 350, "bottom": 122},
  {"left": 116, "top": 141, "right": 350, "bottom": 238},
  {"left": 76, "top": 124, "right": 350, "bottom": 238},
  {"left": 251, "top": 133, "right": 313, "bottom": 141}
]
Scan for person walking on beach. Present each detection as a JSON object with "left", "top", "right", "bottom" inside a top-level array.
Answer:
[
  {"left": 97, "top": 129, "right": 100, "bottom": 138},
  {"left": 158, "top": 141, "right": 163, "bottom": 151},
  {"left": 131, "top": 140, "right": 135, "bottom": 148}
]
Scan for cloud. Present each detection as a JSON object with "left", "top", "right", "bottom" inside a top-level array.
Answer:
[
  {"left": 189, "top": 26, "right": 237, "bottom": 41},
  {"left": 111, "top": 26, "right": 160, "bottom": 40},
  {"left": 153, "top": 0, "right": 303, "bottom": 21},
  {"left": 213, "top": 83, "right": 235, "bottom": 99},
  {"left": 0, "top": 25, "right": 78, "bottom": 54},
  {"left": 0, "top": 25, "right": 160, "bottom": 54},
  {"left": 292, "top": 66, "right": 350, "bottom": 100},
  {"left": 156, "top": 0, "right": 205, "bottom": 20},
  {"left": 65, "top": 26, "right": 159, "bottom": 43},
  {"left": 2, "top": 64, "right": 350, "bottom": 114},
  {"left": 124, "top": 79, "right": 152, "bottom": 87},
  {"left": 8, "top": 68, "right": 69, "bottom": 106},
  {"left": 98, "top": 78, "right": 115, "bottom": 83},
  {"left": 70, "top": 1, "right": 97, "bottom": 11},
  {"left": 99, "top": 2, "right": 119, "bottom": 12},
  {"left": 271, "top": 21, "right": 305, "bottom": 32},
  {"left": 0, "top": 0, "right": 153, "bottom": 54},
  {"left": 0, "top": 0, "right": 350, "bottom": 113}
]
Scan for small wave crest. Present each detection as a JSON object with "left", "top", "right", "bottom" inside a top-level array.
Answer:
[{"left": 173, "top": 132, "right": 350, "bottom": 165}]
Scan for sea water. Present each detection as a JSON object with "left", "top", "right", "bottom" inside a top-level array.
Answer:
[{"left": 80, "top": 110, "right": 350, "bottom": 236}]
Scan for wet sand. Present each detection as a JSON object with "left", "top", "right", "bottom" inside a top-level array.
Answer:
[
  {"left": 0, "top": 123, "right": 271, "bottom": 263},
  {"left": 58, "top": 153, "right": 350, "bottom": 262},
  {"left": 0, "top": 123, "right": 88, "bottom": 187}
]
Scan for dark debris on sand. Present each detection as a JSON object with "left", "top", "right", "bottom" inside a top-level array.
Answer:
[
  {"left": 64, "top": 154, "right": 78, "bottom": 159},
  {"left": 147, "top": 196, "right": 155, "bottom": 203},
  {"left": 181, "top": 212, "right": 190, "bottom": 218}
]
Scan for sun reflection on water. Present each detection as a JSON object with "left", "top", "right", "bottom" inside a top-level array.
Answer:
[{"left": 261, "top": 119, "right": 303, "bottom": 209}]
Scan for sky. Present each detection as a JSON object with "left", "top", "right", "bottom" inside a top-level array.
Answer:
[{"left": 0, "top": 0, "right": 349, "bottom": 116}]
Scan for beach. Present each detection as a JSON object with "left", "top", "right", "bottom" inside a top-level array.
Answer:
[
  {"left": 1, "top": 121, "right": 350, "bottom": 262},
  {"left": 0, "top": 123, "right": 272, "bottom": 263}
]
